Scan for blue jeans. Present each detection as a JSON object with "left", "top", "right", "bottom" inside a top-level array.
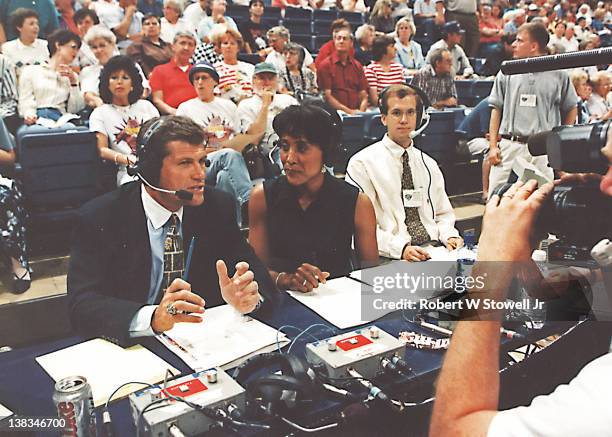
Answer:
[
  {"left": 205, "top": 149, "right": 252, "bottom": 226},
  {"left": 36, "top": 108, "right": 63, "bottom": 121}
]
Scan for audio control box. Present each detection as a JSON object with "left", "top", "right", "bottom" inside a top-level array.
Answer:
[
  {"left": 305, "top": 326, "right": 406, "bottom": 379},
  {"left": 129, "top": 368, "right": 245, "bottom": 436}
]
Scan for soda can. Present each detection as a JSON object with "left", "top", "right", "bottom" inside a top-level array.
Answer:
[{"left": 53, "top": 375, "right": 97, "bottom": 437}]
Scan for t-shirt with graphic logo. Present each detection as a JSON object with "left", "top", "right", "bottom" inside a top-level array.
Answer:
[
  {"left": 89, "top": 99, "right": 160, "bottom": 186},
  {"left": 176, "top": 97, "right": 241, "bottom": 150}
]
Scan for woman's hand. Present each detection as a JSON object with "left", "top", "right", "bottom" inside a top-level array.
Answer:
[{"left": 278, "top": 264, "right": 330, "bottom": 293}]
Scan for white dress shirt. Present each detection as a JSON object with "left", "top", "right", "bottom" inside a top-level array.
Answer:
[
  {"left": 129, "top": 185, "right": 184, "bottom": 337},
  {"left": 346, "top": 134, "right": 459, "bottom": 259}
]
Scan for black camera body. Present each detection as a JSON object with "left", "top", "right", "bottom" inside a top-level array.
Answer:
[{"left": 493, "top": 120, "right": 612, "bottom": 262}]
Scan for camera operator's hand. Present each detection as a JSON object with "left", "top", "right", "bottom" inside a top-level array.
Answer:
[
  {"left": 487, "top": 147, "right": 501, "bottom": 166},
  {"left": 478, "top": 180, "right": 554, "bottom": 262}
]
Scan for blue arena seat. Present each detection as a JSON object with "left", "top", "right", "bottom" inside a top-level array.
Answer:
[
  {"left": 454, "top": 79, "right": 473, "bottom": 106},
  {"left": 336, "top": 114, "right": 368, "bottom": 172},
  {"left": 313, "top": 19, "right": 334, "bottom": 34},
  {"left": 313, "top": 8, "right": 338, "bottom": 21},
  {"left": 290, "top": 34, "right": 314, "bottom": 52},
  {"left": 414, "top": 110, "right": 458, "bottom": 164},
  {"left": 15, "top": 126, "right": 100, "bottom": 225},
  {"left": 314, "top": 34, "right": 331, "bottom": 51},
  {"left": 365, "top": 113, "right": 386, "bottom": 143},
  {"left": 284, "top": 7, "right": 312, "bottom": 20},
  {"left": 285, "top": 20, "right": 312, "bottom": 35},
  {"left": 227, "top": 4, "right": 249, "bottom": 19},
  {"left": 471, "top": 80, "right": 494, "bottom": 104},
  {"left": 338, "top": 11, "right": 365, "bottom": 25},
  {"left": 263, "top": 6, "right": 282, "bottom": 20}
]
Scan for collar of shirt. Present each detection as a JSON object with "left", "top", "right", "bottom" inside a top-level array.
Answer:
[
  {"left": 381, "top": 134, "right": 415, "bottom": 160},
  {"left": 141, "top": 184, "right": 184, "bottom": 229},
  {"left": 331, "top": 51, "right": 353, "bottom": 66}
]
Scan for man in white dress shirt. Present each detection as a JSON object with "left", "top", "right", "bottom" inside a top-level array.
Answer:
[{"left": 346, "top": 83, "right": 462, "bottom": 261}]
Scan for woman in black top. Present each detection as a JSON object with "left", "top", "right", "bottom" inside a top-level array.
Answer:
[{"left": 248, "top": 104, "right": 378, "bottom": 293}]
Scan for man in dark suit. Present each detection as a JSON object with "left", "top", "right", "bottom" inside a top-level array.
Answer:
[{"left": 68, "top": 116, "right": 276, "bottom": 346}]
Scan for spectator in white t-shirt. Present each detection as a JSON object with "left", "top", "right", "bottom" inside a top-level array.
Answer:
[
  {"left": 160, "top": 0, "right": 196, "bottom": 44},
  {"left": 211, "top": 25, "right": 254, "bottom": 104},
  {"left": 238, "top": 62, "right": 298, "bottom": 154},
  {"left": 183, "top": 0, "right": 209, "bottom": 30},
  {"left": 1, "top": 8, "right": 49, "bottom": 78},
  {"left": 176, "top": 62, "right": 265, "bottom": 225},
  {"left": 196, "top": 0, "right": 238, "bottom": 43},
  {"left": 587, "top": 71, "right": 612, "bottom": 121},
  {"left": 89, "top": 55, "right": 159, "bottom": 186}
]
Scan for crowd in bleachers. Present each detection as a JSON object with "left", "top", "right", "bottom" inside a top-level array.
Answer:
[{"left": 0, "top": 0, "right": 611, "bottom": 295}]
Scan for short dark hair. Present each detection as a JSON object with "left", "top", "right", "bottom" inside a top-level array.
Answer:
[
  {"left": 11, "top": 8, "right": 38, "bottom": 34},
  {"left": 273, "top": 104, "right": 342, "bottom": 164},
  {"left": 518, "top": 22, "right": 549, "bottom": 52},
  {"left": 142, "top": 13, "right": 161, "bottom": 24},
  {"left": 99, "top": 55, "right": 144, "bottom": 105},
  {"left": 47, "top": 29, "right": 81, "bottom": 56},
  {"left": 379, "top": 83, "right": 423, "bottom": 115},
  {"left": 330, "top": 18, "right": 351, "bottom": 35},
  {"left": 73, "top": 8, "right": 99, "bottom": 26},
  {"left": 371, "top": 35, "right": 395, "bottom": 61},
  {"left": 136, "top": 116, "right": 206, "bottom": 185},
  {"left": 249, "top": 0, "right": 264, "bottom": 7}
]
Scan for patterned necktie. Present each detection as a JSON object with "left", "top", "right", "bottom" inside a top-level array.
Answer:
[
  {"left": 159, "top": 214, "right": 184, "bottom": 300},
  {"left": 402, "top": 151, "right": 430, "bottom": 246}
]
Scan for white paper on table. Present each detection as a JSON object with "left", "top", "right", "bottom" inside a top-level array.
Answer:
[
  {"left": 287, "top": 276, "right": 385, "bottom": 329},
  {"left": 349, "top": 260, "right": 407, "bottom": 285},
  {"left": 157, "top": 305, "right": 290, "bottom": 371},
  {"left": 424, "top": 246, "right": 459, "bottom": 262},
  {"left": 0, "top": 403, "right": 13, "bottom": 420},
  {"left": 36, "top": 339, "right": 177, "bottom": 407}
]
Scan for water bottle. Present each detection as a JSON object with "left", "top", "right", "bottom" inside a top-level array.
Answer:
[
  {"left": 456, "top": 231, "right": 477, "bottom": 286},
  {"left": 520, "top": 250, "right": 548, "bottom": 329}
]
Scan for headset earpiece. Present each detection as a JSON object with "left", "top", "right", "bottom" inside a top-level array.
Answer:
[{"left": 378, "top": 82, "right": 432, "bottom": 138}]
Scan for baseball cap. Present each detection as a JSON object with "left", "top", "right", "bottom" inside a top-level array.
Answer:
[
  {"left": 443, "top": 21, "right": 465, "bottom": 34},
  {"left": 253, "top": 62, "right": 278, "bottom": 76},
  {"left": 189, "top": 61, "right": 219, "bottom": 84}
]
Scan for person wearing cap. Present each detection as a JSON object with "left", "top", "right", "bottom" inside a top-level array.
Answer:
[
  {"left": 435, "top": 0, "right": 480, "bottom": 56},
  {"left": 237, "top": 62, "right": 298, "bottom": 155},
  {"left": 150, "top": 31, "right": 198, "bottom": 115},
  {"left": 176, "top": 61, "right": 264, "bottom": 225},
  {"left": 426, "top": 20, "right": 473, "bottom": 76}
]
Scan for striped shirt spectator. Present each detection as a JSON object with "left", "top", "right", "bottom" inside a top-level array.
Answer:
[
  {"left": 364, "top": 62, "right": 405, "bottom": 94},
  {"left": 214, "top": 60, "right": 254, "bottom": 103},
  {"left": 0, "top": 54, "right": 18, "bottom": 119}
]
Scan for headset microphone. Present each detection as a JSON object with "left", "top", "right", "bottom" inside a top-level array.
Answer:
[
  {"left": 127, "top": 166, "right": 195, "bottom": 201},
  {"left": 409, "top": 112, "right": 431, "bottom": 139}
]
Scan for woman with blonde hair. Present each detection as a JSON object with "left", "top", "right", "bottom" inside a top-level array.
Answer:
[
  {"left": 212, "top": 25, "right": 255, "bottom": 103},
  {"left": 369, "top": 0, "right": 395, "bottom": 34},
  {"left": 394, "top": 17, "right": 424, "bottom": 72}
]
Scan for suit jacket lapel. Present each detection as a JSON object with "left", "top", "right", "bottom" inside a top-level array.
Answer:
[{"left": 120, "top": 183, "right": 152, "bottom": 302}]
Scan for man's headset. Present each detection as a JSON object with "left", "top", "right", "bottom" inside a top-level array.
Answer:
[
  {"left": 378, "top": 82, "right": 432, "bottom": 139},
  {"left": 232, "top": 352, "right": 321, "bottom": 417},
  {"left": 127, "top": 116, "right": 211, "bottom": 201}
]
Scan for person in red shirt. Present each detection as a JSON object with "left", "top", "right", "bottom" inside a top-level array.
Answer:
[
  {"left": 149, "top": 31, "right": 197, "bottom": 114},
  {"left": 317, "top": 28, "right": 369, "bottom": 114},
  {"left": 314, "top": 19, "right": 354, "bottom": 69}
]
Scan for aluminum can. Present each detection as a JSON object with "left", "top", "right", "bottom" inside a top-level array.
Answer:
[{"left": 53, "top": 375, "right": 97, "bottom": 437}]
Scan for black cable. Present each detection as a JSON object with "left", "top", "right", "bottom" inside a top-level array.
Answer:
[
  {"left": 344, "top": 169, "right": 366, "bottom": 193},
  {"left": 420, "top": 149, "right": 435, "bottom": 218}
]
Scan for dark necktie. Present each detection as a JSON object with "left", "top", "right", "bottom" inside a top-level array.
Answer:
[
  {"left": 402, "top": 151, "right": 430, "bottom": 246},
  {"left": 158, "top": 214, "right": 184, "bottom": 301}
]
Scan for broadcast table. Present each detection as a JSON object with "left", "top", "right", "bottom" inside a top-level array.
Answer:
[{"left": 0, "top": 290, "right": 600, "bottom": 437}]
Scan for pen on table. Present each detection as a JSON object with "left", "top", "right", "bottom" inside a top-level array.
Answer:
[{"left": 418, "top": 321, "right": 453, "bottom": 336}]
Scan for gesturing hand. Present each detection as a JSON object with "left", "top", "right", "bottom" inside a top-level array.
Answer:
[
  {"left": 217, "top": 260, "right": 261, "bottom": 314},
  {"left": 151, "top": 278, "right": 205, "bottom": 333}
]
